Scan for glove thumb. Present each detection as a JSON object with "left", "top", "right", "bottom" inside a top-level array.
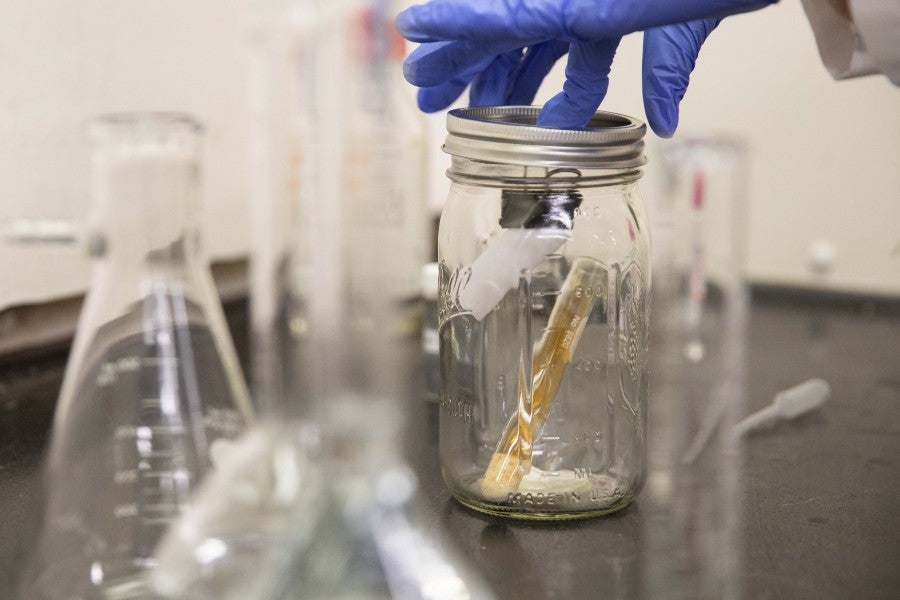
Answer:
[{"left": 642, "top": 19, "right": 719, "bottom": 138}]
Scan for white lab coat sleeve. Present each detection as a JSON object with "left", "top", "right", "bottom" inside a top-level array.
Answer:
[{"left": 800, "top": 0, "right": 900, "bottom": 85}]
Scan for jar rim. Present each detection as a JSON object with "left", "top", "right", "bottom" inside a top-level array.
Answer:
[{"left": 444, "top": 106, "right": 646, "bottom": 169}]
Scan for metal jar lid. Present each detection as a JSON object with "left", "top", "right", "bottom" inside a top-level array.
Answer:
[{"left": 444, "top": 106, "right": 646, "bottom": 169}]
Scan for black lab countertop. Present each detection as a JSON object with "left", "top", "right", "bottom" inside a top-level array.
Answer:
[{"left": 2, "top": 292, "right": 898, "bottom": 599}]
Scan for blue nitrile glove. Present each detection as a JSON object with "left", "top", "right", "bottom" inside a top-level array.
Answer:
[{"left": 397, "top": 0, "right": 777, "bottom": 137}]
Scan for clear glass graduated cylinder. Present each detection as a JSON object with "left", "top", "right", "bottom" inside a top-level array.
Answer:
[{"left": 438, "top": 107, "right": 651, "bottom": 519}]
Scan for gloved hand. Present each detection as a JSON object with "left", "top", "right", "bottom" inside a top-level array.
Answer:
[{"left": 397, "top": 0, "right": 778, "bottom": 136}]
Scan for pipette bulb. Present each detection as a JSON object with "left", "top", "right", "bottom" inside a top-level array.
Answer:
[{"left": 773, "top": 378, "right": 831, "bottom": 419}]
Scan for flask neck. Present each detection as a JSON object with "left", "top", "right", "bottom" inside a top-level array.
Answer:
[{"left": 87, "top": 114, "right": 204, "bottom": 270}]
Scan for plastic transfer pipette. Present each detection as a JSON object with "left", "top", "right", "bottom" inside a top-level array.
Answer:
[
  {"left": 681, "top": 378, "right": 830, "bottom": 464},
  {"left": 732, "top": 378, "right": 831, "bottom": 438}
]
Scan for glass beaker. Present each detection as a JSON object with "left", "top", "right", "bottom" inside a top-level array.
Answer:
[
  {"left": 22, "top": 113, "right": 255, "bottom": 599},
  {"left": 438, "top": 107, "right": 652, "bottom": 519}
]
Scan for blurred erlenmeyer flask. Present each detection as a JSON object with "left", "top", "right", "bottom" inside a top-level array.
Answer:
[
  {"left": 22, "top": 112, "right": 255, "bottom": 599},
  {"left": 151, "top": 421, "right": 342, "bottom": 600}
]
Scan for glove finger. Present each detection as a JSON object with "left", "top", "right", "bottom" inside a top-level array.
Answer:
[
  {"left": 404, "top": 39, "right": 541, "bottom": 88},
  {"left": 396, "top": 1, "right": 564, "bottom": 44},
  {"left": 642, "top": 19, "right": 719, "bottom": 138},
  {"left": 537, "top": 38, "right": 621, "bottom": 129},
  {"left": 398, "top": 0, "right": 774, "bottom": 44},
  {"left": 417, "top": 55, "right": 495, "bottom": 113},
  {"left": 418, "top": 80, "right": 471, "bottom": 113},
  {"left": 470, "top": 50, "right": 524, "bottom": 107},
  {"left": 507, "top": 39, "right": 570, "bottom": 106}
]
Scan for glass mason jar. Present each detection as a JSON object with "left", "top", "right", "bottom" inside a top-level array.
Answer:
[{"left": 438, "top": 107, "right": 651, "bottom": 519}]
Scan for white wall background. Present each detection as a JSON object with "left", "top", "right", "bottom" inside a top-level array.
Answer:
[
  {"left": 0, "top": 1, "right": 252, "bottom": 309},
  {"left": 1, "top": 0, "right": 899, "bottom": 312},
  {"left": 423, "top": 1, "right": 900, "bottom": 297}
]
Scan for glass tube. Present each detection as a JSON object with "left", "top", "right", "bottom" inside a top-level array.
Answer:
[
  {"left": 481, "top": 257, "right": 608, "bottom": 500},
  {"left": 151, "top": 2, "right": 494, "bottom": 598},
  {"left": 643, "top": 137, "right": 748, "bottom": 599}
]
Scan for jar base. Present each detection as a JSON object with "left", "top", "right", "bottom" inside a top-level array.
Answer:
[
  {"left": 451, "top": 491, "right": 635, "bottom": 521},
  {"left": 442, "top": 467, "right": 636, "bottom": 520}
]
